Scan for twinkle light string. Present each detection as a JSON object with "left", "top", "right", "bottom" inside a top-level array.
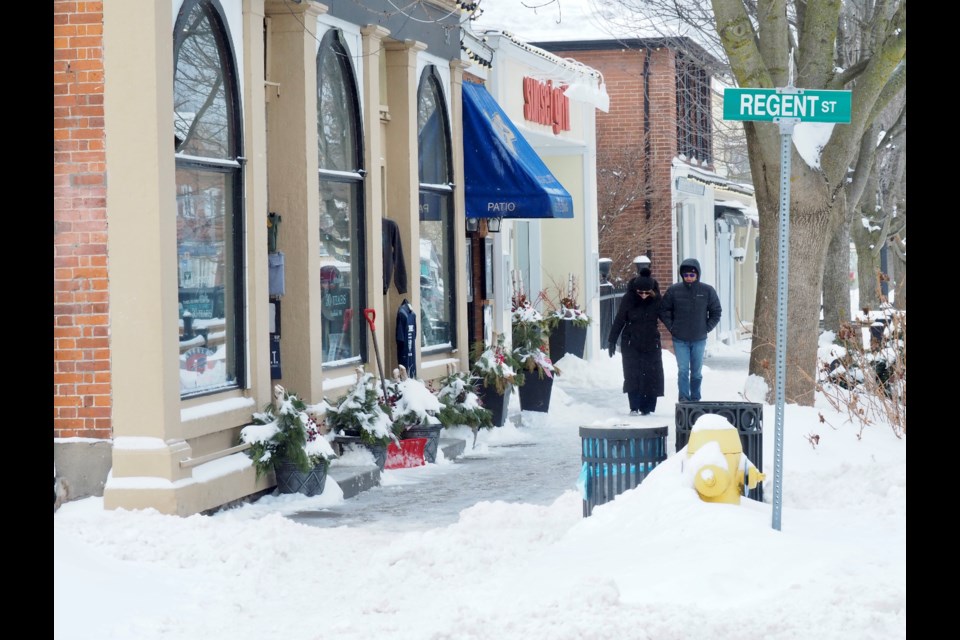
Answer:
[
  {"left": 460, "top": 43, "right": 493, "bottom": 68},
  {"left": 486, "top": 29, "right": 606, "bottom": 90},
  {"left": 456, "top": 0, "right": 483, "bottom": 19}
]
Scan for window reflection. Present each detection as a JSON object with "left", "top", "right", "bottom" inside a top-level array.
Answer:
[
  {"left": 174, "top": 3, "right": 230, "bottom": 157},
  {"left": 317, "top": 29, "right": 365, "bottom": 366},
  {"left": 174, "top": 0, "right": 243, "bottom": 396},
  {"left": 417, "top": 67, "right": 454, "bottom": 350}
]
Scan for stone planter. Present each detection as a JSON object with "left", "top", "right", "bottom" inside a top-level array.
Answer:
[
  {"left": 339, "top": 429, "right": 388, "bottom": 470},
  {"left": 361, "top": 442, "right": 388, "bottom": 471},
  {"left": 518, "top": 372, "right": 553, "bottom": 413},
  {"left": 478, "top": 383, "right": 512, "bottom": 427},
  {"left": 548, "top": 320, "right": 587, "bottom": 360},
  {"left": 401, "top": 423, "right": 444, "bottom": 463},
  {"left": 274, "top": 460, "right": 328, "bottom": 497}
]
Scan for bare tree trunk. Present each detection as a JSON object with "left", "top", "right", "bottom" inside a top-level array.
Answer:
[
  {"left": 887, "top": 152, "right": 907, "bottom": 310},
  {"left": 824, "top": 117, "right": 876, "bottom": 333},
  {"left": 822, "top": 222, "right": 851, "bottom": 333},
  {"left": 890, "top": 241, "right": 906, "bottom": 309},
  {"left": 851, "top": 168, "right": 882, "bottom": 310},
  {"left": 749, "top": 198, "right": 833, "bottom": 406}
]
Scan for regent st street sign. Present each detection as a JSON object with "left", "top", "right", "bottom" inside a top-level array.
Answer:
[{"left": 723, "top": 87, "right": 852, "bottom": 124}]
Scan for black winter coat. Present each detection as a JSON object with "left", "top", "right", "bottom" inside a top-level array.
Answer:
[
  {"left": 659, "top": 258, "right": 722, "bottom": 342},
  {"left": 608, "top": 289, "right": 665, "bottom": 397}
]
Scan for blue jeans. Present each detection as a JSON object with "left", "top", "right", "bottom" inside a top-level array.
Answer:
[{"left": 673, "top": 338, "right": 706, "bottom": 401}]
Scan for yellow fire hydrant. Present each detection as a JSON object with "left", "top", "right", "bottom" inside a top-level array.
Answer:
[{"left": 685, "top": 415, "right": 765, "bottom": 505}]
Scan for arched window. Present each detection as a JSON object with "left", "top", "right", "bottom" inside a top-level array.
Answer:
[
  {"left": 174, "top": 0, "right": 245, "bottom": 397},
  {"left": 317, "top": 29, "right": 366, "bottom": 365},
  {"left": 417, "top": 66, "right": 455, "bottom": 351}
]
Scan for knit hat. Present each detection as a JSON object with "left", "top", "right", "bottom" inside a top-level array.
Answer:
[{"left": 633, "top": 276, "right": 655, "bottom": 292}]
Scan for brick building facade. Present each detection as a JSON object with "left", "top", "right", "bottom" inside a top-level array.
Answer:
[
  {"left": 54, "top": 0, "right": 112, "bottom": 440},
  {"left": 533, "top": 39, "right": 716, "bottom": 292},
  {"left": 53, "top": 0, "right": 473, "bottom": 515}
]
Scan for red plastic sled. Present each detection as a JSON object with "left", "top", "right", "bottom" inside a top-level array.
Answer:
[{"left": 384, "top": 437, "right": 427, "bottom": 469}]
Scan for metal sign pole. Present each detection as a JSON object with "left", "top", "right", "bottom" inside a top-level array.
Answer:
[
  {"left": 722, "top": 77, "right": 851, "bottom": 532},
  {"left": 772, "top": 108, "right": 799, "bottom": 531}
]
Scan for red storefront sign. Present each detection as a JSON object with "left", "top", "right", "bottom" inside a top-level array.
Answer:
[{"left": 522, "top": 77, "right": 570, "bottom": 135}]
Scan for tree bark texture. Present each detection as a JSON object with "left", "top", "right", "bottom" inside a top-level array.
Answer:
[
  {"left": 851, "top": 168, "right": 882, "bottom": 310},
  {"left": 712, "top": 0, "right": 905, "bottom": 406},
  {"left": 822, "top": 222, "right": 851, "bottom": 333},
  {"left": 748, "top": 183, "right": 834, "bottom": 407},
  {"left": 890, "top": 238, "right": 906, "bottom": 309}
]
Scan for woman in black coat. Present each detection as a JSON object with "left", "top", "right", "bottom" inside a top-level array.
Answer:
[{"left": 607, "top": 273, "right": 665, "bottom": 415}]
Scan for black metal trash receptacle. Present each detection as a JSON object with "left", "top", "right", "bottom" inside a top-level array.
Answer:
[
  {"left": 675, "top": 401, "right": 763, "bottom": 501},
  {"left": 579, "top": 426, "right": 668, "bottom": 517}
]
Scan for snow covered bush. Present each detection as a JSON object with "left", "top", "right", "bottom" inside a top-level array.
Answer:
[
  {"left": 435, "top": 369, "right": 493, "bottom": 432},
  {"left": 239, "top": 385, "right": 337, "bottom": 479},
  {"left": 470, "top": 334, "right": 522, "bottom": 394},
  {"left": 384, "top": 365, "right": 442, "bottom": 435},
  {"left": 818, "top": 303, "right": 905, "bottom": 437},
  {"left": 511, "top": 293, "right": 559, "bottom": 381},
  {"left": 325, "top": 369, "right": 397, "bottom": 447}
]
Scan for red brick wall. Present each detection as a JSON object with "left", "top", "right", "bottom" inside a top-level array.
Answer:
[
  {"left": 546, "top": 47, "right": 678, "bottom": 291},
  {"left": 538, "top": 45, "right": 683, "bottom": 350},
  {"left": 646, "top": 47, "right": 678, "bottom": 289},
  {"left": 54, "top": 1, "right": 111, "bottom": 438}
]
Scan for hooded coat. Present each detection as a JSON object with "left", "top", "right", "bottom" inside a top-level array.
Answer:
[
  {"left": 659, "top": 258, "right": 722, "bottom": 342},
  {"left": 607, "top": 275, "right": 665, "bottom": 397}
]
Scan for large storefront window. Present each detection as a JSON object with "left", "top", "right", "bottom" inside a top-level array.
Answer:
[
  {"left": 174, "top": 0, "right": 245, "bottom": 397},
  {"left": 318, "top": 29, "right": 365, "bottom": 365},
  {"left": 417, "top": 66, "right": 455, "bottom": 351}
]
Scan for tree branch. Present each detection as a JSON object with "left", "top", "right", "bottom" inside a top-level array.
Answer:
[
  {"left": 820, "top": 0, "right": 905, "bottom": 187},
  {"left": 797, "top": 0, "right": 843, "bottom": 89}
]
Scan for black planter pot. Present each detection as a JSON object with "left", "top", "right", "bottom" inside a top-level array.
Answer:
[
  {"left": 362, "top": 442, "right": 388, "bottom": 471},
  {"left": 548, "top": 320, "right": 587, "bottom": 360},
  {"left": 478, "top": 383, "right": 512, "bottom": 427},
  {"left": 339, "top": 429, "right": 388, "bottom": 470},
  {"left": 402, "top": 423, "right": 443, "bottom": 463},
  {"left": 274, "top": 461, "right": 328, "bottom": 497},
  {"left": 519, "top": 372, "right": 554, "bottom": 413}
]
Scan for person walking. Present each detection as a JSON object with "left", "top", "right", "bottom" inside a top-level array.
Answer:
[
  {"left": 607, "top": 274, "right": 665, "bottom": 415},
  {"left": 659, "top": 258, "right": 722, "bottom": 402}
]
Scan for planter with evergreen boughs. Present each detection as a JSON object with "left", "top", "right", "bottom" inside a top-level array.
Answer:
[
  {"left": 511, "top": 292, "right": 560, "bottom": 413},
  {"left": 543, "top": 274, "right": 591, "bottom": 360},
  {"left": 239, "top": 385, "right": 337, "bottom": 496},
  {"left": 470, "top": 335, "right": 522, "bottom": 427},
  {"left": 386, "top": 365, "right": 444, "bottom": 463},
  {"left": 435, "top": 365, "right": 494, "bottom": 447},
  {"left": 326, "top": 368, "right": 397, "bottom": 470}
]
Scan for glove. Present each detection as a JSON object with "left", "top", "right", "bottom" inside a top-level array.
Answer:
[{"left": 608, "top": 344, "right": 616, "bottom": 358}]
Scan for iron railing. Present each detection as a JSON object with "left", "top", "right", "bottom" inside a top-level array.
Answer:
[{"left": 598, "top": 282, "right": 628, "bottom": 348}]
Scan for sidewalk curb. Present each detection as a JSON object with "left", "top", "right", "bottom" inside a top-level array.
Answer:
[{"left": 328, "top": 437, "right": 466, "bottom": 499}]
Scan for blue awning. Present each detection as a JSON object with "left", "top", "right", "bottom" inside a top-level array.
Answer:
[{"left": 462, "top": 82, "right": 574, "bottom": 220}]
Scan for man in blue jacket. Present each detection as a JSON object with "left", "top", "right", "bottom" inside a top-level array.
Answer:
[{"left": 659, "top": 258, "right": 722, "bottom": 402}]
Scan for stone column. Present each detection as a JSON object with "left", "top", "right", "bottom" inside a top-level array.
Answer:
[
  {"left": 383, "top": 39, "right": 427, "bottom": 375},
  {"left": 263, "top": 0, "right": 328, "bottom": 401}
]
